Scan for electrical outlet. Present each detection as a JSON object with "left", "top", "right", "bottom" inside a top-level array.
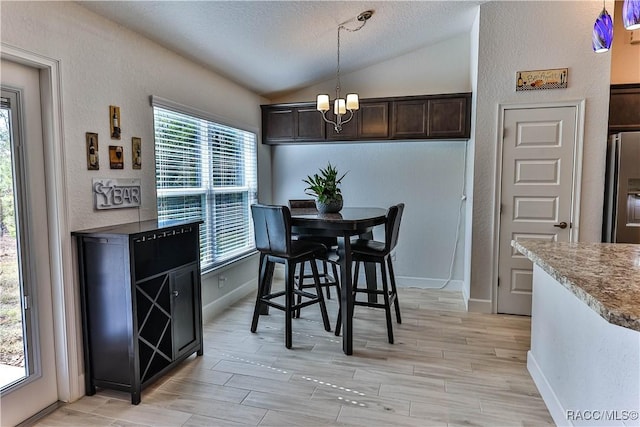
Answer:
[{"left": 218, "top": 275, "right": 227, "bottom": 289}]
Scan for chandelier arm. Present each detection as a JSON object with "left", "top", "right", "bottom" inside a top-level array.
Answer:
[
  {"left": 340, "top": 109, "right": 355, "bottom": 127},
  {"left": 320, "top": 109, "right": 339, "bottom": 128}
]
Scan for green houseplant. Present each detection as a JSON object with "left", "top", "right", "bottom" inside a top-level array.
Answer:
[{"left": 303, "top": 162, "right": 347, "bottom": 213}]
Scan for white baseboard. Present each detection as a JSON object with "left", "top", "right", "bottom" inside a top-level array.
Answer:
[
  {"left": 467, "top": 298, "right": 492, "bottom": 313},
  {"left": 527, "top": 351, "right": 570, "bottom": 427},
  {"left": 202, "top": 278, "right": 256, "bottom": 324},
  {"left": 461, "top": 284, "right": 469, "bottom": 311}
]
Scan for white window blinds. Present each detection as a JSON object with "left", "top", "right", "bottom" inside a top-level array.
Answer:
[{"left": 153, "top": 99, "right": 257, "bottom": 272}]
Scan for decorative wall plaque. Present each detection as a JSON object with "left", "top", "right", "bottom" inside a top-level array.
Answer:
[
  {"left": 516, "top": 68, "right": 568, "bottom": 91},
  {"left": 93, "top": 178, "right": 141, "bottom": 210},
  {"left": 110, "top": 105, "right": 121, "bottom": 139},
  {"left": 109, "top": 145, "right": 124, "bottom": 169},
  {"left": 86, "top": 132, "right": 99, "bottom": 170},
  {"left": 132, "top": 137, "right": 141, "bottom": 169}
]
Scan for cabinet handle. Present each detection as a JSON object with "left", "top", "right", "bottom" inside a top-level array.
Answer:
[{"left": 173, "top": 290, "right": 179, "bottom": 297}]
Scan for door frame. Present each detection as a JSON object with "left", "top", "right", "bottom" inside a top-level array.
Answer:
[
  {"left": 491, "top": 100, "right": 585, "bottom": 314},
  {"left": 1, "top": 43, "right": 80, "bottom": 402}
]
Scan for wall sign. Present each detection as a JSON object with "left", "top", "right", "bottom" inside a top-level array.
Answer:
[
  {"left": 93, "top": 178, "right": 141, "bottom": 210},
  {"left": 516, "top": 68, "right": 568, "bottom": 91}
]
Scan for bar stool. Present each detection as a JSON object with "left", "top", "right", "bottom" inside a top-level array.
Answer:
[
  {"left": 250, "top": 204, "right": 331, "bottom": 349},
  {"left": 349, "top": 203, "right": 404, "bottom": 344}
]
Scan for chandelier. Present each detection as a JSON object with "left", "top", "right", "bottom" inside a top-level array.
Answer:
[{"left": 316, "top": 10, "right": 373, "bottom": 133}]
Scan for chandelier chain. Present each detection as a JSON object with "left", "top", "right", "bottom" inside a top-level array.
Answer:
[{"left": 335, "top": 17, "right": 368, "bottom": 97}]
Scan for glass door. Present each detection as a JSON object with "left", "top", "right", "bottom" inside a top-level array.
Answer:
[
  {"left": 0, "top": 59, "right": 58, "bottom": 426},
  {"left": 0, "top": 91, "right": 32, "bottom": 390}
]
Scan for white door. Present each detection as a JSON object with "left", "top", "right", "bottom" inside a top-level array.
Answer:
[
  {"left": 0, "top": 59, "right": 58, "bottom": 425},
  {"left": 498, "top": 106, "right": 579, "bottom": 315}
]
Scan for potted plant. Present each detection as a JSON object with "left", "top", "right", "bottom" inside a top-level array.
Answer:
[{"left": 303, "top": 162, "right": 347, "bottom": 213}]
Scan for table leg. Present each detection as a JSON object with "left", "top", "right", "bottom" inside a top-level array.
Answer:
[{"left": 338, "top": 235, "right": 353, "bottom": 355}]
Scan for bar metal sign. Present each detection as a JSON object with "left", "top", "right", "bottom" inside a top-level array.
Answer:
[{"left": 93, "top": 178, "right": 141, "bottom": 210}]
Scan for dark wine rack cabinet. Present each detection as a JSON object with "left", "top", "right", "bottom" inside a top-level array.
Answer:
[{"left": 73, "top": 220, "right": 203, "bottom": 404}]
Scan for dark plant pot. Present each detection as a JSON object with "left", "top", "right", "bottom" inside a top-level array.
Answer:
[{"left": 316, "top": 199, "right": 343, "bottom": 214}]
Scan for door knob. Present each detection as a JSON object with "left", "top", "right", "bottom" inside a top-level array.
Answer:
[
  {"left": 553, "top": 221, "right": 568, "bottom": 229},
  {"left": 172, "top": 290, "right": 180, "bottom": 297}
]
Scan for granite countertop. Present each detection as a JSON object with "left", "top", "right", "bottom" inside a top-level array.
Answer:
[{"left": 512, "top": 241, "right": 640, "bottom": 332}]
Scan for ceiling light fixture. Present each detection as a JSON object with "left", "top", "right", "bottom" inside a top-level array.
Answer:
[
  {"left": 593, "top": 0, "right": 614, "bottom": 53},
  {"left": 623, "top": 0, "right": 640, "bottom": 30},
  {"left": 316, "top": 10, "right": 373, "bottom": 133}
]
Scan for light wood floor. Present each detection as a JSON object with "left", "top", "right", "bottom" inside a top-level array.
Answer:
[{"left": 33, "top": 286, "right": 553, "bottom": 426}]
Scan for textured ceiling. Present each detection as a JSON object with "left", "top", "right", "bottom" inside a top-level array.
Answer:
[{"left": 78, "top": 1, "right": 483, "bottom": 99}]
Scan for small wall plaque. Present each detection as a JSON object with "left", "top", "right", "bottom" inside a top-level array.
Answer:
[
  {"left": 109, "top": 145, "right": 124, "bottom": 169},
  {"left": 110, "top": 105, "right": 121, "bottom": 139},
  {"left": 93, "top": 178, "right": 141, "bottom": 210},
  {"left": 516, "top": 68, "right": 568, "bottom": 91},
  {"left": 86, "top": 132, "right": 99, "bottom": 170},
  {"left": 132, "top": 137, "right": 141, "bottom": 169}
]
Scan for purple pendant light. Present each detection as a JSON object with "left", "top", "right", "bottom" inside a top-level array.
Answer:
[
  {"left": 623, "top": 0, "right": 640, "bottom": 30},
  {"left": 592, "top": 1, "right": 614, "bottom": 53}
]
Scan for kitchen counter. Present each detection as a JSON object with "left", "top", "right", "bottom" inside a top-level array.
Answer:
[
  {"left": 511, "top": 241, "right": 640, "bottom": 332},
  {"left": 512, "top": 240, "right": 640, "bottom": 426}
]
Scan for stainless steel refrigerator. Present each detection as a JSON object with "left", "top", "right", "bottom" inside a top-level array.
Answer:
[{"left": 603, "top": 131, "right": 640, "bottom": 243}]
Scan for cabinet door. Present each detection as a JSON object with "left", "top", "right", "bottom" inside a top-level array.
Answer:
[
  {"left": 359, "top": 102, "right": 389, "bottom": 139},
  {"left": 427, "top": 97, "right": 469, "bottom": 138},
  {"left": 391, "top": 100, "right": 428, "bottom": 138},
  {"left": 326, "top": 110, "right": 359, "bottom": 140},
  {"left": 171, "top": 264, "right": 201, "bottom": 359},
  {"left": 263, "top": 108, "right": 295, "bottom": 143},
  {"left": 296, "top": 107, "right": 326, "bottom": 141},
  {"left": 609, "top": 85, "right": 640, "bottom": 133}
]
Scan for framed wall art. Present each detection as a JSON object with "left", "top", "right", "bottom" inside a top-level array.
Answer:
[
  {"left": 132, "top": 137, "right": 141, "bottom": 169},
  {"left": 516, "top": 68, "right": 568, "bottom": 91},
  {"left": 110, "top": 105, "right": 121, "bottom": 139},
  {"left": 109, "top": 145, "right": 124, "bottom": 169},
  {"left": 86, "top": 132, "right": 99, "bottom": 170}
]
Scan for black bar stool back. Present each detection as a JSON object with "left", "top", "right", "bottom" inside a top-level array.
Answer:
[
  {"left": 349, "top": 203, "right": 404, "bottom": 344},
  {"left": 250, "top": 204, "right": 331, "bottom": 348}
]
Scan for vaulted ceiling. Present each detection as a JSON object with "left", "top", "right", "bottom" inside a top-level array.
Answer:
[{"left": 78, "top": 1, "right": 484, "bottom": 99}]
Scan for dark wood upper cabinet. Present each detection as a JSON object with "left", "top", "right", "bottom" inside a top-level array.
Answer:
[
  {"left": 261, "top": 92, "right": 471, "bottom": 144},
  {"left": 609, "top": 84, "right": 640, "bottom": 134},
  {"left": 392, "top": 99, "right": 428, "bottom": 138},
  {"left": 296, "top": 107, "right": 326, "bottom": 141},
  {"left": 359, "top": 101, "right": 390, "bottom": 139},
  {"left": 428, "top": 97, "right": 470, "bottom": 138},
  {"left": 262, "top": 107, "right": 295, "bottom": 142},
  {"left": 326, "top": 110, "right": 359, "bottom": 140},
  {"left": 262, "top": 104, "right": 325, "bottom": 142}
]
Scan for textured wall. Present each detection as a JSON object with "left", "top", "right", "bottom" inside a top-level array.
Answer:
[
  {"left": 470, "top": 1, "right": 612, "bottom": 309},
  {"left": 1, "top": 1, "right": 268, "bottom": 398},
  {"left": 1, "top": 2, "right": 269, "bottom": 231}
]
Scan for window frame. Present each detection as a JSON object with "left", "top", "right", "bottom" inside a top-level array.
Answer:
[{"left": 151, "top": 96, "right": 258, "bottom": 274}]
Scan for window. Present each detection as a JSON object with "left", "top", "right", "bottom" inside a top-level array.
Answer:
[{"left": 153, "top": 97, "right": 257, "bottom": 272}]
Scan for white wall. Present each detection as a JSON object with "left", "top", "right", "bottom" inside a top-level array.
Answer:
[
  {"left": 469, "top": 1, "right": 612, "bottom": 311},
  {"left": 1, "top": 1, "right": 268, "bottom": 401},
  {"left": 528, "top": 266, "right": 640, "bottom": 425},
  {"left": 272, "top": 34, "right": 472, "bottom": 288}
]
